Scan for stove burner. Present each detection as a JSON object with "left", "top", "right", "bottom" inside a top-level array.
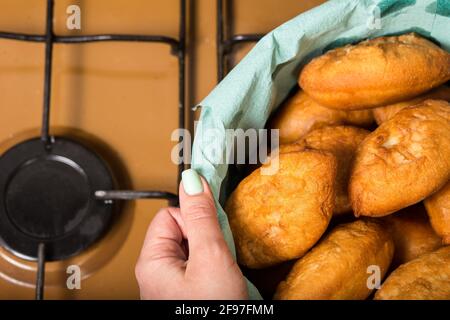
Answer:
[{"left": 0, "top": 137, "right": 115, "bottom": 261}]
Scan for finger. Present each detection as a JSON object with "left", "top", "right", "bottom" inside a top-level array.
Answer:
[
  {"left": 135, "top": 208, "right": 188, "bottom": 299},
  {"left": 169, "top": 207, "right": 188, "bottom": 239},
  {"left": 139, "top": 208, "right": 187, "bottom": 265},
  {"left": 167, "top": 207, "right": 189, "bottom": 257},
  {"left": 179, "top": 169, "right": 228, "bottom": 255}
]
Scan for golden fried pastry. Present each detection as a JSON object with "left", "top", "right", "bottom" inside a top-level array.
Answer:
[
  {"left": 350, "top": 100, "right": 450, "bottom": 217},
  {"left": 375, "top": 246, "right": 450, "bottom": 300},
  {"left": 384, "top": 204, "right": 441, "bottom": 266},
  {"left": 373, "top": 85, "right": 450, "bottom": 124},
  {"left": 274, "top": 220, "right": 394, "bottom": 300},
  {"left": 275, "top": 139, "right": 305, "bottom": 154},
  {"left": 424, "top": 181, "right": 450, "bottom": 244},
  {"left": 225, "top": 150, "right": 336, "bottom": 269},
  {"left": 303, "top": 126, "right": 369, "bottom": 215},
  {"left": 270, "top": 90, "right": 373, "bottom": 144},
  {"left": 299, "top": 33, "right": 450, "bottom": 110}
]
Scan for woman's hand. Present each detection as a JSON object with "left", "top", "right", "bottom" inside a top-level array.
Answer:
[{"left": 135, "top": 169, "right": 248, "bottom": 300}]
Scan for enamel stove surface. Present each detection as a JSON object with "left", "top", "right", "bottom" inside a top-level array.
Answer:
[{"left": 0, "top": 0, "right": 186, "bottom": 299}]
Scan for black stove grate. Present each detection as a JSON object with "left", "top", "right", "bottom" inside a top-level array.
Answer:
[
  {"left": 216, "top": 0, "right": 264, "bottom": 81},
  {"left": 0, "top": 0, "right": 186, "bottom": 300}
]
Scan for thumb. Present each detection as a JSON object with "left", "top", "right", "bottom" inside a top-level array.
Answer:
[{"left": 179, "top": 169, "right": 228, "bottom": 255}]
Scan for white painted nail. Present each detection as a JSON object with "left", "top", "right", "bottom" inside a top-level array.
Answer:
[{"left": 182, "top": 169, "right": 204, "bottom": 196}]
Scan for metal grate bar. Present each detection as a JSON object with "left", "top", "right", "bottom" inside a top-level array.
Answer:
[
  {"left": 217, "top": 0, "right": 264, "bottom": 81},
  {"left": 41, "top": 0, "right": 55, "bottom": 147},
  {"left": 95, "top": 190, "right": 178, "bottom": 202},
  {"left": 0, "top": 32, "right": 181, "bottom": 51},
  {"left": 35, "top": 243, "right": 46, "bottom": 300},
  {"left": 177, "top": 0, "right": 187, "bottom": 185}
]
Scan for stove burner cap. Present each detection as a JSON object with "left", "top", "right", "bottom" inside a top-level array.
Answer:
[{"left": 0, "top": 137, "right": 115, "bottom": 261}]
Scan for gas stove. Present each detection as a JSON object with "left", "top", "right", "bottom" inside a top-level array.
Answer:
[
  {"left": 0, "top": 0, "right": 321, "bottom": 300},
  {"left": 0, "top": 0, "right": 185, "bottom": 299}
]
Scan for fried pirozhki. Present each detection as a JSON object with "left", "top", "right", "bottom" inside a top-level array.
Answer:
[
  {"left": 373, "top": 85, "right": 450, "bottom": 124},
  {"left": 384, "top": 204, "right": 441, "bottom": 266},
  {"left": 350, "top": 100, "right": 450, "bottom": 217},
  {"left": 226, "top": 150, "right": 336, "bottom": 269},
  {"left": 424, "top": 181, "right": 450, "bottom": 244},
  {"left": 299, "top": 33, "right": 450, "bottom": 110},
  {"left": 274, "top": 220, "right": 394, "bottom": 300},
  {"left": 270, "top": 90, "right": 373, "bottom": 144},
  {"left": 303, "top": 126, "right": 369, "bottom": 215},
  {"left": 375, "top": 246, "right": 450, "bottom": 300}
]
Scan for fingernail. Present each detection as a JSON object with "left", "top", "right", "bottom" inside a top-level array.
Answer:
[{"left": 182, "top": 169, "right": 204, "bottom": 196}]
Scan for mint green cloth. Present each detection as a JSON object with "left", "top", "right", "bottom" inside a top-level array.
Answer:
[{"left": 191, "top": 0, "right": 450, "bottom": 300}]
